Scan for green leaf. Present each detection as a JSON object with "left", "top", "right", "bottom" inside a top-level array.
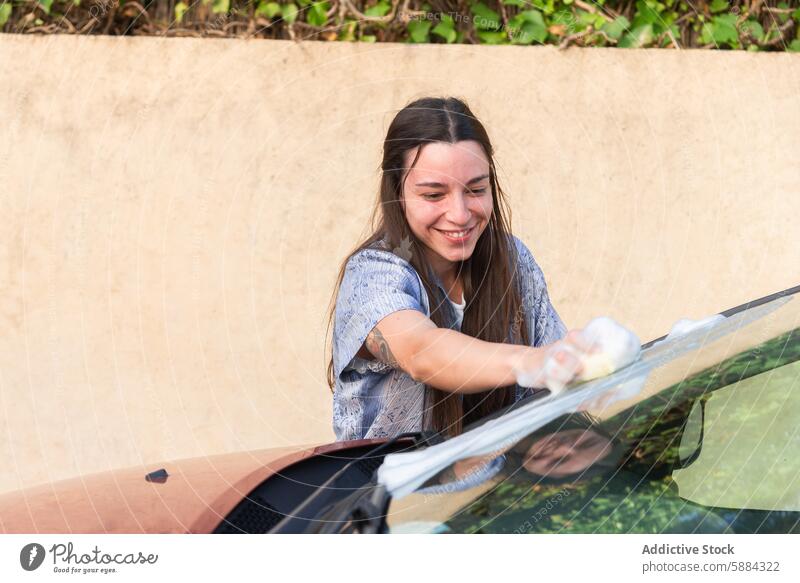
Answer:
[
  {"left": 0, "top": 3, "right": 11, "bottom": 26},
  {"left": 432, "top": 14, "right": 457, "bottom": 43},
  {"left": 576, "top": 9, "right": 596, "bottom": 27},
  {"left": 502, "top": 0, "right": 526, "bottom": 6},
  {"left": 508, "top": 10, "right": 547, "bottom": 44},
  {"left": 364, "top": 1, "right": 390, "bottom": 17},
  {"left": 211, "top": 0, "right": 229, "bottom": 14},
  {"left": 407, "top": 19, "right": 432, "bottom": 43},
  {"left": 593, "top": 13, "right": 609, "bottom": 29},
  {"left": 659, "top": 23, "right": 680, "bottom": 46},
  {"left": 282, "top": 3, "right": 298, "bottom": 24},
  {"left": 701, "top": 13, "right": 738, "bottom": 46},
  {"left": 477, "top": 30, "right": 507, "bottom": 44},
  {"left": 602, "top": 16, "right": 630, "bottom": 40},
  {"left": 470, "top": 2, "right": 501, "bottom": 30},
  {"left": 174, "top": 1, "right": 189, "bottom": 23},
  {"left": 632, "top": 0, "right": 662, "bottom": 27},
  {"left": 38, "top": 0, "right": 54, "bottom": 14},
  {"left": 619, "top": 23, "right": 654, "bottom": 48},
  {"left": 788, "top": 39, "right": 800, "bottom": 52},
  {"left": 776, "top": 2, "right": 789, "bottom": 22},
  {"left": 551, "top": 9, "right": 575, "bottom": 29},
  {"left": 339, "top": 19, "right": 356, "bottom": 40},
  {"left": 307, "top": 1, "right": 329, "bottom": 26},
  {"left": 708, "top": 0, "right": 728, "bottom": 14},
  {"left": 360, "top": 34, "right": 377, "bottom": 42},
  {"left": 256, "top": 1, "right": 282, "bottom": 18},
  {"left": 739, "top": 19, "right": 764, "bottom": 42}
]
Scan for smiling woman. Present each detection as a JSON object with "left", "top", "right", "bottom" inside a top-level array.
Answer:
[{"left": 324, "top": 96, "right": 594, "bottom": 440}]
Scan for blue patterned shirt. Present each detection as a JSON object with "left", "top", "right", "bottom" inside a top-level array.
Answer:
[{"left": 332, "top": 234, "right": 567, "bottom": 441}]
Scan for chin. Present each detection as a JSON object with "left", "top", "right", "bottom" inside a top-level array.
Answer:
[{"left": 434, "top": 243, "right": 474, "bottom": 260}]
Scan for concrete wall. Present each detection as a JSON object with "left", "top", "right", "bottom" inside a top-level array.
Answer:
[{"left": 0, "top": 34, "right": 798, "bottom": 495}]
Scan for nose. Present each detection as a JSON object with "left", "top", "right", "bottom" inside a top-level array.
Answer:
[{"left": 445, "top": 192, "right": 471, "bottom": 225}]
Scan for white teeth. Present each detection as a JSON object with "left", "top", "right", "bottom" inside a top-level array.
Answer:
[{"left": 440, "top": 228, "right": 471, "bottom": 238}]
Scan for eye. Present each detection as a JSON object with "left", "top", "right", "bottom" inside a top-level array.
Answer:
[
  {"left": 422, "top": 193, "right": 444, "bottom": 200},
  {"left": 469, "top": 188, "right": 487, "bottom": 196}
]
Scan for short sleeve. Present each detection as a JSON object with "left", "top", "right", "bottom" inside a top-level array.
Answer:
[
  {"left": 333, "top": 248, "right": 428, "bottom": 382},
  {"left": 510, "top": 235, "right": 568, "bottom": 347}
]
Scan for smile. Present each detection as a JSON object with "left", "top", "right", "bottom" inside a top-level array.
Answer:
[{"left": 435, "top": 225, "right": 476, "bottom": 242}]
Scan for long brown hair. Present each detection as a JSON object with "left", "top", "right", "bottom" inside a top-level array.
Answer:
[{"left": 324, "top": 96, "right": 530, "bottom": 438}]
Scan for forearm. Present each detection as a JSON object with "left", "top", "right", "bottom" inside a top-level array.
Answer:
[{"left": 410, "top": 327, "right": 545, "bottom": 394}]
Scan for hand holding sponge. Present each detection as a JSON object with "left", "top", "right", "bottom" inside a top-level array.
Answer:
[{"left": 514, "top": 316, "right": 641, "bottom": 395}]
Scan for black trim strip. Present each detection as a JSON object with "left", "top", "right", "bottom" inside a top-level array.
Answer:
[{"left": 641, "top": 283, "right": 800, "bottom": 349}]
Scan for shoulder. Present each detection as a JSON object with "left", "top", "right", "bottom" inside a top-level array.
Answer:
[
  {"left": 339, "top": 241, "right": 425, "bottom": 302},
  {"left": 507, "top": 234, "right": 543, "bottom": 274},
  {"left": 344, "top": 242, "right": 419, "bottom": 279}
]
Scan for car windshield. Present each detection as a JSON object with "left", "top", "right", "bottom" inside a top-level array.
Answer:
[{"left": 384, "top": 288, "right": 800, "bottom": 533}]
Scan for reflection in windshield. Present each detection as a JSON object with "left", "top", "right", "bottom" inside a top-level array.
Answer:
[
  {"left": 520, "top": 427, "right": 613, "bottom": 478},
  {"left": 415, "top": 413, "right": 617, "bottom": 493}
]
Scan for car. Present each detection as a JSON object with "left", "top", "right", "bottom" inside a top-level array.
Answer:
[{"left": 1, "top": 283, "right": 798, "bottom": 534}]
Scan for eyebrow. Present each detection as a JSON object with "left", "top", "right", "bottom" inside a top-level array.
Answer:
[{"left": 415, "top": 174, "right": 490, "bottom": 188}]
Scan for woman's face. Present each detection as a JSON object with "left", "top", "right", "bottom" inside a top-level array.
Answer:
[
  {"left": 400, "top": 140, "right": 494, "bottom": 277},
  {"left": 521, "top": 429, "right": 613, "bottom": 479}
]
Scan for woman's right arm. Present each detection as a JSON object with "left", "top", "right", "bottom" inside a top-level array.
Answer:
[{"left": 362, "top": 309, "right": 587, "bottom": 394}]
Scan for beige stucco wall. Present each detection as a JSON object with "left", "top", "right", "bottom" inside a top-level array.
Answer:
[{"left": 0, "top": 34, "right": 798, "bottom": 495}]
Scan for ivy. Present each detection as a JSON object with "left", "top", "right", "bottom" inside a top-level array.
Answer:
[
  {"left": 507, "top": 10, "right": 547, "bottom": 44},
  {"left": 255, "top": 1, "right": 282, "bottom": 18},
  {"left": 174, "top": 1, "right": 189, "bottom": 23},
  {"left": 701, "top": 13, "right": 739, "bottom": 47},
  {"left": 38, "top": 0, "right": 54, "bottom": 15},
  {"left": 603, "top": 16, "right": 631, "bottom": 41},
  {"left": 407, "top": 18, "right": 431, "bottom": 43},
  {"left": 211, "top": 0, "right": 230, "bottom": 14},
  {"left": 306, "top": 1, "right": 329, "bottom": 27},
  {"left": 2, "top": 0, "right": 799, "bottom": 52},
  {"left": 0, "top": 3, "right": 12, "bottom": 27},
  {"left": 364, "top": 1, "right": 391, "bottom": 17},
  {"left": 432, "top": 14, "right": 457, "bottom": 43},
  {"left": 470, "top": 2, "right": 501, "bottom": 31},
  {"left": 282, "top": 2, "right": 298, "bottom": 24}
]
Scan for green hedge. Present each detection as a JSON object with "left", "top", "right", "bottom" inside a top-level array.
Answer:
[{"left": 1, "top": 0, "right": 798, "bottom": 51}]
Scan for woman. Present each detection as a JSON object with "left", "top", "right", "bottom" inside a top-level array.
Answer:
[{"left": 325, "top": 96, "right": 592, "bottom": 441}]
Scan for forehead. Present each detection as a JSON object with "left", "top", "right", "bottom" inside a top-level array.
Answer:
[{"left": 404, "top": 140, "right": 489, "bottom": 185}]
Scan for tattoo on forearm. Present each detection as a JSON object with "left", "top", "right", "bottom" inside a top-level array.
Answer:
[{"left": 367, "top": 328, "right": 399, "bottom": 367}]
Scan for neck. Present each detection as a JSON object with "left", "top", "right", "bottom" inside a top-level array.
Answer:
[
  {"left": 424, "top": 251, "right": 465, "bottom": 304},
  {"left": 425, "top": 252, "right": 461, "bottom": 286}
]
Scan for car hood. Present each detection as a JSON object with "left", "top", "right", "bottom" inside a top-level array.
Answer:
[{"left": 0, "top": 438, "right": 387, "bottom": 533}]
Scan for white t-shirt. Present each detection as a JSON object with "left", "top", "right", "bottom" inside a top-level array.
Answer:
[{"left": 449, "top": 295, "right": 466, "bottom": 331}]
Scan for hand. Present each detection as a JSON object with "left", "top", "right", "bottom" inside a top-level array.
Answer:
[{"left": 513, "top": 329, "right": 599, "bottom": 395}]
